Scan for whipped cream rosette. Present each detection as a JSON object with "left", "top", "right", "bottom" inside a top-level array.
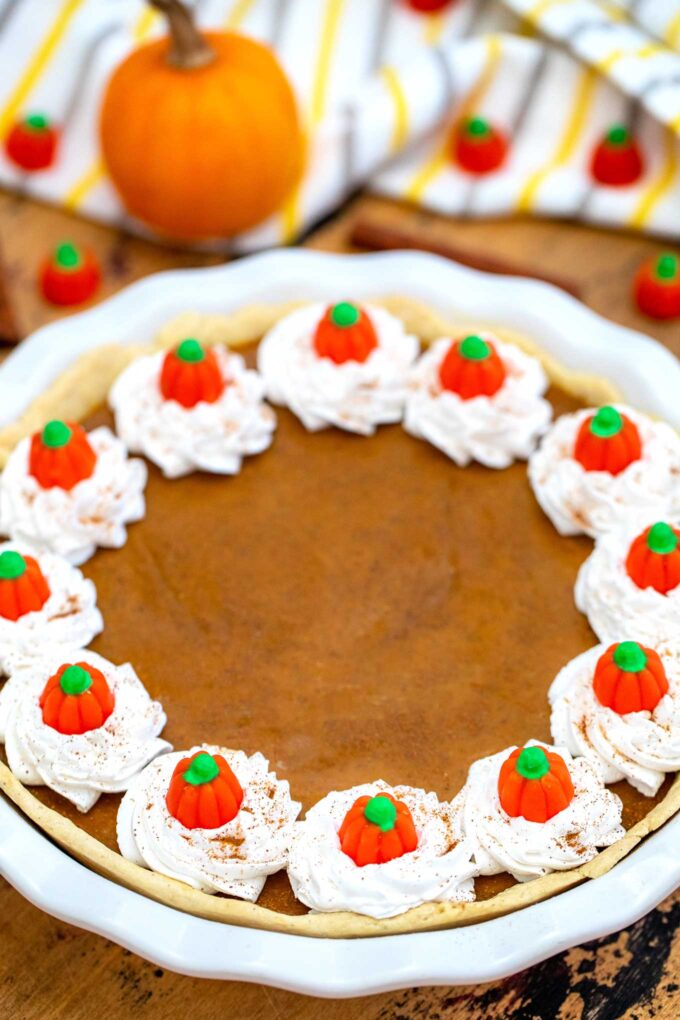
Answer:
[
  {"left": 575, "top": 519, "right": 680, "bottom": 644},
  {"left": 529, "top": 405, "right": 680, "bottom": 538},
  {"left": 0, "top": 420, "right": 147, "bottom": 566},
  {"left": 458, "top": 741, "right": 624, "bottom": 881},
  {"left": 403, "top": 333, "right": 551, "bottom": 469},
  {"left": 0, "top": 544, "right": 102, "bottom": 675},
  {"left": 117, "top": 745, "right": 300, "bottom": 900},
  {"left": 550, "top": 640, "right": 680, "bottom": 797},
  {"left": 0, "top": 649, "right": 170, "bottom": 812},
  {"left": 286, "top": 780, "right": 478, "bottom": 918},
  {"left": 257, "top": 302, "right": 419, "bottom": 435},
  {"left": 110, "top": 340, "right": 276, "bottom": 479}
]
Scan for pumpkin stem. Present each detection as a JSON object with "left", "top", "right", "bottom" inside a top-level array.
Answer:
[{"left": 148, "top": 0, "right": 215, "bottom": 70}]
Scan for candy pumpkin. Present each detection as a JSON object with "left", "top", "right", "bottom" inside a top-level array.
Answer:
[
  {"left": 593, "top": 641, "right": 668, "bottom": 715},
  {"left": 40, "top": 242, "right": 101, "bottom": 307},
  {"left": 338, "top": 792, "right": 418, "bottom": 866},
  {"left": 99, "top": 0, "right": 304, "bottom": 240},
  {"left": 160, "top": 339, "right": 225, "bottom": 407},
  {"left": 166, "top": 750, "right": 243, "bottom": 829},
  {"left": 634, "top": 254, "right": 680, "bottom": 320},
  {"left": 573, "top": 406, "right": 642, "bottom": 475},
  {"left": 312, "top": 303, "right": 378, "bottom": 365},
  {"left": 498, "top": 746, "right": 574, "bottom": 823},
  {"left": 40, "top": 662, "right": 115, "bottom": 736},
  {"left": 0, "top": 550, "right": 51, "bottom": 621},
  {"left": 5, "top": 113, "right": 59, "bottom": 172},
  {"left": 29, "top": 420, "right": 97, "bottom": 491},
  {"left": 625, "top": 522, "right": 680, "bottom": 595},
  {"left": 439, "top": 334, "right": 507, "bottom": 399},
  {"left": 590, "top": 124, "right": 643, "bottom": 187},
  {"left": 453, "top": 116, "right": 508, "bottom": 175}
]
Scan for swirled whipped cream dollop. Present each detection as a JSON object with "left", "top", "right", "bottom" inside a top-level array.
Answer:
[
  {"left": 403, "top": 335, "right": 551, "bottom": 468},
  {"left": 458, "top": 741, "right": 624, "bottom": 881},
  {"left": 117, "top": 745, "right": 300, "bottom": 900},
  {"left": 575, "top": 520, "right": 680, "bottom": 645},
  {"left": 109, "top": 347, "right": 276, "bottom": 479},
  {"left": 0, "top": 649, "right": 170, "bottom": 812},
  {"left": 0, "top": 427, "right": 147, "bottom": 566},
  {"left": 286, "top": 780, "right": 478, "bottom": 918},
  {"left": 0, "top": 543, "right": 103, "bottom": 675},
  {"left": 550, "top": 641, "right": 680, "bottom": 797},
  {"left": 257, "top": 303, "right": 419, "bottom": 435},
  {"left": 529, "top": 406, "right": 680, "bottom": 538}
]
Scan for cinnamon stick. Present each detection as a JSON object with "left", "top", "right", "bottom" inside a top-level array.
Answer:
[{"left": 349, "top": 218, "right": 582, "bottom": 300}]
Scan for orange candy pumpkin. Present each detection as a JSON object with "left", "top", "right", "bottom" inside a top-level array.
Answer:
[
  {"left": 40, "top": 662, "right": 115, "bottom": 736},
  {"left": 439, "top": 334, "right": 507, "bottom": 399},
  {"left": 160, "top": 339, "right": 225, "bottom": 408},
  {"left": 338, "top": 792, "right": 418, "bottom": 866},
  {"left": 498, "top": 746, "right": 574, "bottom": 823},
  {"left": 312, "top": 303, "right": 378, "bottom": 365},
  {"left": 29, "top": 420, "right": 97, "bottom": 491},
  {"left": 99, "top": 0, "right": 303, "bottom": 240},
  {"left": 593, "top": 641, "right": 668, "bottom": 715},
  {"left": 573, "top": 406, "right": 642, "bottom": 476},
  {"left": 166, "top": 750, "right": 244, "bottom": 829},
  {"left": 0, "top": 551, "right": 51, "bottom": 621},
  {"left": 625, "top": 522, "right": 680, "bottom": 595}
]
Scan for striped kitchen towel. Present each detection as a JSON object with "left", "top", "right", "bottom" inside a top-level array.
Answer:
[{"left": 0, "top": 0, "right": 678, "bottom": 250}]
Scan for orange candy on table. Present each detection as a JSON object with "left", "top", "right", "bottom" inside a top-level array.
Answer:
[
  {"left": 590, "top": 124, "right": 643, "bottom": 187},
  {"left": 40, "top": 242, "right": 101, "bottom": 307},
  {"left": 634, "top": 253, "right": 680, "bottom": 321},
  {"left": 0, "top": 550, "right": 51, "bottom": 622},
  {"left": 40, "top": 662, "right": 115, "bottom": 736},
  {"left": 573, "top": 406, "right": 642, "bottom": 476},
  {"left": 452, "top": 116, "right": 508, "bottom": 176},
  {"left": 338, "top": 792, "right": 418, "bottom": 866},
  {"left": 29, "top": 420, "right": 97, "bottom": 491},
  {"left": 313, "top": 302, "right": 379, "bottom": 365},
  {"left": 160, "top": 339, "right": 226, "bottom": 409},
  {"left": 5, "top": 113, "right": 59, "bottom": 172},
  {"left": 439, "top": 334, "right": 507, "bottom": 399},
  {"left": 166, "top": 750, "right": 244, "bottom": 829},
  {"left": 498, "top": 746, "right": 575, "bottom": 824},
  {"left": 625, "top": 522, "right": 680, "bottom": 596},
  {"left": 593, "top": 642, "right": 669, "bottom": 715}
]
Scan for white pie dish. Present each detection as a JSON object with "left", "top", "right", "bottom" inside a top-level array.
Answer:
[{"left": 0, "top": 249, "right": 679, "bottom": 993}]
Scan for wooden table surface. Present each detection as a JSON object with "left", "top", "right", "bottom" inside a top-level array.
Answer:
[{"left": 0, "top": 189, "right": 679, "bottom": 1020}]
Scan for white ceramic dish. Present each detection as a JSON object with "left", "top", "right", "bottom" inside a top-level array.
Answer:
[{"left": 0, "top": 249, "right": 679, "bottom": 995}]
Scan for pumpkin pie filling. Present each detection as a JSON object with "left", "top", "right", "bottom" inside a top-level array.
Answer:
[{"left": 1, "top": 345, "right": 672, "bottom": 919}]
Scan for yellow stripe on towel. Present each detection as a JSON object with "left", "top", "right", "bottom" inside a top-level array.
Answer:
[
  {"left": 380, "top": 66, "right": 409, "bottom": 154},
  {"left": 224, "top": 0, "right": 258, "bottom": 30},
  {"left": 630, "top": 129, "right": 679, "bottom": 229}
]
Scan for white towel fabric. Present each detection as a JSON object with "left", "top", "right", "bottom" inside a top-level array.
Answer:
[{"left": 0, "top": 0, "right": 678, "bottom": 250}]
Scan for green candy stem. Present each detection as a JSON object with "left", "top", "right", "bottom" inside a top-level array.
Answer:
[
  {"left": 364, "top": 795, "right": 397, "bottom": 832},
  {"left": 55, "top": 242, "right": 81, "bottom": 272},
  {"left": 0, "top": 551, "right": 27, "bottom": 580},
  {"left": 330, "top": 302, "right": 360, "bottom": 328},
  {"left": 656, "top": 254, "right": 678, "bottom": 282},
  {"left": 41, "top": 420, "right": 72, "bottom": 449},
  {"left": 466, "top": 116, "right": 490, "bottom": 139},
  {"left": 606, "top": 124, "right": 629, "bottom": 146},
  {"left": 459, "top": 334, "right": 491, "bottom": 361},
  {"left": 647, "top": 522, "right": 678, "bottom": 555},
  {"left": 515, "top": 746, "right": 550, "bottom": 780},
  {"left": 25, "top": 113, "right": 49, "bottom": 132},
  {"left": 59, "top": 665, "right": 93, "bottom": 696},
  {"left": 176, "top": 338, "right": 206, "bottom": 363},
  {"left": 183, "top": 752, "right": 220, "bottom": 786},
  {"left": 590, "top": 406, "right": 623, "bottom": 439},
  {"left": 613, "top": 641, "right": 647, "bottom": 674}
]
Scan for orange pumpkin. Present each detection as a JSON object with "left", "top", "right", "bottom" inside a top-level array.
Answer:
[
  {"left": 40, "top": 662, "right": 115, "bottom": 736},
  {"left": 593, "top": 641, "right": 668, "bottom": 715},
  {"left": 573, "top": 406, "right": 642, "bottom": 475},
  {"left": 439, "top": 334, "right": 507, "bottom": 399},
  {"left": 338, "top": 792, "right": 418, "bottom": 866},
  {"left": 160, "top": 339, "right": 225, "bottom": 408},
  {"left": 625, "top": 522, "right": 680, "bottom": 595},
  {"left": 99, "top": 0, "right": 304, "bottom": 240},
  {"left": 0, "top": 551, "right": 51, "bottom": 621},
  {"left": 29, "top": 420, "right": 97, "bottom": 491},
  {"left": 166, "top": 750, "right": 243, "bottom": 829},
  {"left": 312, "top": 303, "right": 378, "bottom": 365},
  {"left": 498, "top": 746, "right": 574, "bottom": 823}
]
